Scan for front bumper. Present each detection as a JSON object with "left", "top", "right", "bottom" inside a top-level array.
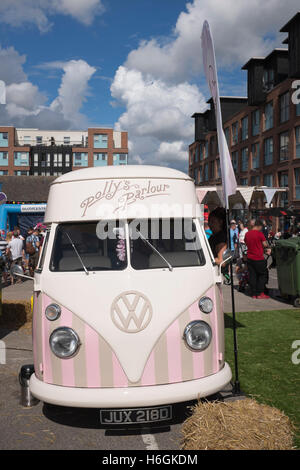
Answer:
[{"left": 30, "top": 363, "right": 232, "bottom": 408}]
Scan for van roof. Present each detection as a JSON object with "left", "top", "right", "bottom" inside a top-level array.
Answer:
[{"left": 52, "top": 165, "right": 192, "bottom": 184}]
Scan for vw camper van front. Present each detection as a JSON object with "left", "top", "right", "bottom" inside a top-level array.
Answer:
[{"left": 29, "top": 165, "right": 231, "bottom": 425}]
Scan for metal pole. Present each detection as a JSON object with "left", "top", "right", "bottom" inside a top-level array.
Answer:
[{"left": 227, "top": 209, "right": 241, "bottom": 395}]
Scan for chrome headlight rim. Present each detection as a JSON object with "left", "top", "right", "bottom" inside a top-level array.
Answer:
[
  {"left": 198, "top": 296, "right": 214, "bottom": 314},
  {"left": 183, "top": 320, "right": 212, "bottom": 352},
  {"left": 49, "top": 327, "right": 80, "bottom": 359},
  {"left": 45, "top": 303, "right": 61, "bottom": 321}
]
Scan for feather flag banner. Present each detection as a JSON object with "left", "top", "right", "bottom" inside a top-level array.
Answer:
[{"left": 201, "top": 21, "right": 237, "bottom": 209}]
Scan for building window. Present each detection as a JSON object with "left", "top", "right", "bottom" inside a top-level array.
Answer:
[
  {"left": 204, "top": 163, "right": 209, "bottom": 181},
  {"left": 232, "top": 121, "right": 238, "bottom": 145},
  {"left": 264, "top": 137, "right": 273, "bottom": 166},
  {"left": 241, "top": 116, "right": 248, "bottom": 141},
  {"left": 240, "top": 178, "right": 248, "bottom": 186},
  {"left": 36, "top": 136, "right": 42, "bottom": 145},
  {"left": 295, "top": 127, "right": 300, "bottom": 158},
  {"left": 195, "top": 146, "right": 199, "bottom": 163},
  {"left": 0, "top": 152, "right": 8, "bottom": 166},
  {"left": 0, "top": 132, "right": 8, "bottom": 147},
  {"left": 199, "top": 166, "right": 203, "bottom": 183},
  {"left": 14, "top": 170, "right": 30, "bottom": 176},
  {"left": 280, "top": 92, "right": 290, "bottom": 123},
  {"left": 73, "top": 152, "right": 88, "bottom": 167},
  {"left": 113, "top": 154, "right": 128, "bottom": 165},
  {"left": 263, "top": 68, "right": 274, "bottom": 91},
  {"left": 194, "top": 168, "right": 199, "bottom": 184},
  {"left": 224, "top": 128, "right": 230, "bottom": 146},
  {"left": 251, "top": 143, "right": 260, "bottom": 169},
  {"left": 210, "top": 161, "right": 215, "bottom": 179},
  {"left": 279, "top": 132, "right": 289, "bottom": 162},
  {"left": 241, "top": 147, "right": 248, "bottom": 172},
  {"left": 252, "top": 110, "right": 260, "bottom": 136},
  {"left": 199, "top": 143, "right": 204, "bottom": 161},
  {"left": 296, "top": 103, "right": 300, "bottom": 116},
  {"left": 14, "top": 152, "right": 29, "bottom": 166},
  {"left": 204, "top": 141, "right": 208, "bottom": 159},
  {"left": 250, "top": 175, "right": 260, "bottom": 186},
  {"left": 64, "top": 136, "right": 70, "bottom": 145},
  {"left": 231, "top": 151, "right": 238, "bottom": 172},
  {"left": 94, "top": 133, "right": 108, "bottom": 149},
  {"left": 94, "top": 153, "right": 108, "bottom": 167},
  {"left": 295, "top": 168, "right": 300, "bottom": 199},
  {"left": 0, "top": 170, "right": 8, "bottom": 175},
  {"left": 278, "top": 172, "right": 289, "bottom": 206},
  {"left": 264, "top": 101, "right": 273, "bottom": 130},
  {"left": 263, "top": 174, "right": 273, "bottom": 187}
]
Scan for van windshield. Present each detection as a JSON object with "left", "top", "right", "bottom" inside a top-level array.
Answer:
[
  {"left": 129, "top": 218, "right": 205, "bottom": 270},
  {"left": 50, "top": 221, "right": 127, "bottom": 272}
]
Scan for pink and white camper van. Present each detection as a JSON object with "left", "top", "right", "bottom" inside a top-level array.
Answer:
[{"left": 24, "top": 165, "right": 231, "bottom": 425}]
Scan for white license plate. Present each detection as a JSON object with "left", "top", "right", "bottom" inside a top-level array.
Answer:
[{"left": 100, "top": 405, "right": 172, "bottom": 425}]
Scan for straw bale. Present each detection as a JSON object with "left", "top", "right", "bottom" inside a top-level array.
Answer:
[{"left": 181, "top": 398, "right": 295, "bottom": 450}]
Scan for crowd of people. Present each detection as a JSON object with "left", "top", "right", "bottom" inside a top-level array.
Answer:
[
  {"left": 0, "top": 224, "right": 46, "bottom": 285},
  {"left": 204, "top": 208, "right": 289, "bottom": 299}
]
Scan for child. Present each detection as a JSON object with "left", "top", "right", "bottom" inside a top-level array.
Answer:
[{"left": 236, "top": 251, "right": 249, "bottom": 292}]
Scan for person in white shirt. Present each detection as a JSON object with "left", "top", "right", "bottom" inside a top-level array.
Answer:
[
  {"left": 238, "top": 221, "right": 248, "bottom": 257},
  {"left": 7, "top": 232, "right": 24, "bottom": 285}
]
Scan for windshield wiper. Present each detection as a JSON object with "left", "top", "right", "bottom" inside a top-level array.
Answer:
[
  {"left": 65, "top": 231, "right": 89, "bottom": 276},
  {"left": 136, "top": 230, "right": 173, "bottom": 272}
]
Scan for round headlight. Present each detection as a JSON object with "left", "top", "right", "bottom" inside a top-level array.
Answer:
[
  {"left": 183, "top": 321, "right": 212, "bottom": 351},
  {"left": 45, "top": 303, "right": 61, "bottom": 321},
  {"left": 49, "top": 327, "right": 80, "bottom": 359},
  {"left": 198, "top": 296, "right": 213, "bottom": 314}
]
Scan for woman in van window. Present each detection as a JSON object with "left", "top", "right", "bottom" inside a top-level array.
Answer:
[{"left": 208, "top": 207, "right": 228, "bottom": 265}]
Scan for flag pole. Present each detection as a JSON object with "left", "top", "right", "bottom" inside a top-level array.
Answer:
[
  {"left": 201, "top": 21, "right": 241, "bottom": 395},
  {"left": 226, "top": 208, "right": 241, "bottom": 395}
]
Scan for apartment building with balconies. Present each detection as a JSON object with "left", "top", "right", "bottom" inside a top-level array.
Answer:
[
  {"left": 0, "top": 127, "right": 128, "bottom": 176},
  {"left": 189, "top": 12, "right": 300, "bottom": 209}
]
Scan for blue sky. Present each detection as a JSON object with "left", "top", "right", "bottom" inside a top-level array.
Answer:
[{"left": 0, "top": 0, "right": 298, "bottom": 171}]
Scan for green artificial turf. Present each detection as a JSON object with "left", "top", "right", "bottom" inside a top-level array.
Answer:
[{"left": 224, "top": 309, "right": 300, "bottom": 449}]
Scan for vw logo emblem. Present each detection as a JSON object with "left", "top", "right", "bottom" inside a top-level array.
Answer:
[{"left": 111, "top": 291, "right": 153, "bottom": 333}]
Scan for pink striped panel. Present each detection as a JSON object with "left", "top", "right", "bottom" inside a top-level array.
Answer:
[
  {"left": 141, "top": 351, "right": 156, "bottom": 386},
  {"left": 210, "top": 286, "right": 220, "bottom": 373},
  {"left": 112, "top": 353, "right": 128, "bottom": 387},
  {"left": 85, "top": 323, "right": 101, "bottom": 387},
  {"left": 166, "top": 319, "right": 182, "bottom": 383},
  {"left": 42, "top": 295, "right": 53, "bottom": 383},
  {"left": 189, "top": 300, "right": 205, "bottom": 379},
  {"left": 60, "top": 306, "right": 75, "bottom": 387},
  {"left": 32, "top": 293, "right": 39, "bottom": 377}
]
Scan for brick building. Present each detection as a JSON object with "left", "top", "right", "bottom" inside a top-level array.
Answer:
[
  {"left": 189, "top": 12, "right": 300, "bottom": 210},
  {"left": 0, "top": 127, "right": 128, "bottom": 176}
]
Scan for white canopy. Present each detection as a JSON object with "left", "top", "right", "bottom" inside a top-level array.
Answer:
[{"left": 196, "top": 185, "right": 288, "bottom": 209}]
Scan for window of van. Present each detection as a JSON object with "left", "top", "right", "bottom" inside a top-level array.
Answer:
[
  {"left": 36, "top": 231, "right": 50, "bottom": 272},
  {"left": 129, "top": 218, "right": 205, "bottom": 270},
  {"left": 50, "top": 221, "right": 127, "bottom": 272}
]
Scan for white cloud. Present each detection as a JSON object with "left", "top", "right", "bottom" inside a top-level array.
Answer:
[
  {"left": 0, "top": 46, "right": 96, "bottom": 130},
  {"left": 112, "top": 0, "right": 300, "bottom": 171},
  {"left": 125, "top": 0, "right": 298, "bottom": 83},
  {"left": 111, "top": 66, "right": 206, "bottom": 170},
  {"left": 53, "top": 0, "right": 105, "bottom": 25},
  {"left": 0, "top": 46, "right": 27, "bottom": 85},
  {"left": 0, "top": 0, "right": 105, "bottom": 32},
  {"left": 51, "top": 60, "right": 96, "bottom": 127}
]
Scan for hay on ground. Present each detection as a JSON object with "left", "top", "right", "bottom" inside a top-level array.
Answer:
[
  {"left": 181, "top": 398, "right": 295, "bottom": 450},
  {"left": 0, "top": 300, "right": 32, "bottom": 331}
]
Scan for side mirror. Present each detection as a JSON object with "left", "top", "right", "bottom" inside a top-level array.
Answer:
[
  {"left": 219, "top": 249, "right": 233, "bottom": 270},
  {"left": 222, "top": 249, "right": 233, "bottom": 263},
  {"left": 10, "top": 264, "right": 34, "bottom": 281}
]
